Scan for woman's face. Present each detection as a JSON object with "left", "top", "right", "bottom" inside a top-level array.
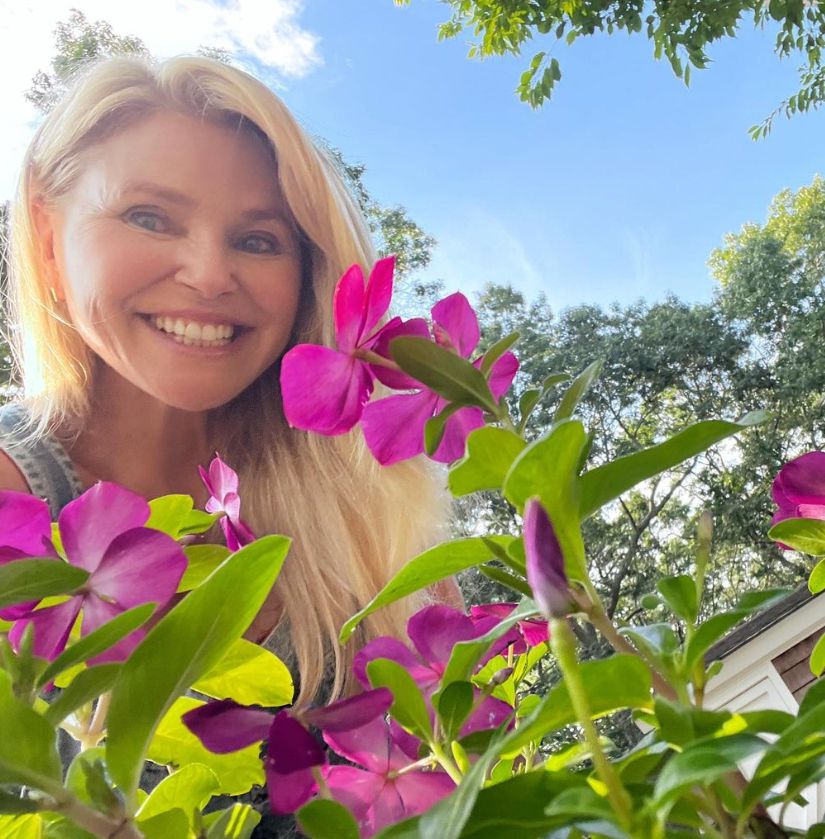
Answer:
[{"left": 37, "top": 109, "right": 303, "bottom": 412}]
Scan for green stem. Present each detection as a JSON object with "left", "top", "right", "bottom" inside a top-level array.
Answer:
[
  {"left": 550, "top": 617, "right": 634, "bottom": 831},
  {"left": 430, "top": 741, "right": 464, "bottom": 785}
]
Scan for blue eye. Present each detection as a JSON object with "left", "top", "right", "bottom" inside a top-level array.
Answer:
[
  {"left": 237, "top": 234, "right": 281, "bottom": 255},
  {"left": 126, "top": 209, "right": 168, "bottom": 233}
]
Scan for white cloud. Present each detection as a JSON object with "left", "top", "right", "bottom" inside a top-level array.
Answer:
[{"left": 0, "top": 0, "right": 321, "bottom": 199}]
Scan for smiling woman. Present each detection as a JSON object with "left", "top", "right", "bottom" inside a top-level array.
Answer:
[{"left": 1, "top": 55, "right": 447, "bottom": 713}]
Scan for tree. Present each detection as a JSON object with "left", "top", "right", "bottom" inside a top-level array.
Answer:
[{"left": 398, "top": 0, "right": 825, "bottom": 136}]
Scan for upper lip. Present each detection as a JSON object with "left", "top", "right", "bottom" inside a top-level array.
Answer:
[{"left": 140, "top": 310, "right": 251, "bottom": 327}]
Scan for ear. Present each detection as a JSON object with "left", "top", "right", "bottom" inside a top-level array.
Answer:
[{"left": 30, "top": 198, "right": 65, "bottom": 301}]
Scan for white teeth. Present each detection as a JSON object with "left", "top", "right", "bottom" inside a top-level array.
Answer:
[{"left": 150, "top": 316, "right": 235, "bottom": 347}]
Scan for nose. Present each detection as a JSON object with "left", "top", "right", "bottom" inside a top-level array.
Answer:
[{"left": 174, "top": 235, "right": 238, "bottom": 299}]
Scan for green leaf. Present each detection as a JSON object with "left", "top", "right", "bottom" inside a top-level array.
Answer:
[
  {"left": 0, "top": 671, "right": 61, "bottom": 791},
  {"left": 366, "top": 659, "right": 432, "bottom": 741},
  {"left": 147, "top": 697, "right": 264, "bottom": 795},
  {"left": 43, "top": 663, "right": 120, "bottom": 726},
  {"left": 810, "top": 558, "right": 825, "bottom": 593},
  {"left": 38, "top": 604, "right": 154, "bottom": 688},
  {"left": 202, "top": 804, "right": 261, "bottom": 839},
  {"left": 147, "top": 494, "right": 195, "bottom": 539},
  {"left": 436, "top": 681, "right": 474, "bottom": 741},
  {"left": 193, "top": 638, "right": 293, "bottom": 707},
  {"left": 179, "top": 544, "right": 231, "bottom": 592},
  {"left": 500, "top": 656, "right": 653, "bottom": 756},
  {"left": 0, "top": 815, "right": 44, "bottom": 837},
  {"left": 578, "top": 412, "right": 768, "bottom": 519},
  {"left": 619, "top": 623, "right": 680, "bottom": 659},
  {"left": 503, "top": 419, "right": 587, "bottom": 579},
  {"left": 479, "top": 331, "right": 520, "bottom": 376},
  {"left": 136, "top": 809, "right": 189, "bottom": 839},
  {"left": 339, "top": 536, "right": 515, "bottom": 643},
  {"left": 106, "top": 535, "right": 290, "bottom": 798},
  {"left": 478, "top": 564, "right": 533, "bottom": 598},
  {"left": 179, "top": 510, "right": 220, "bottom": 537},
  {"left": 770, "top": 517, "right": 825, "bottom": 555},
  {"left": 424, "top": 402, "right": 467, "bottom": 456},
  {"left": 657, "top": 575, "right": 699, "bottom": 624},
  {"left": 0, "top": 559, "right": 88, "bottom": 610},
  {"left": 811, "top": 633, "right": 825, "bottom": 677},
  {"left": 553, "top": 360, "right": 602, "bottom": 421},
  {"left": 448, "top": 428, "right": 526, "bottom": 496},
  {"left": 297, "top": 799, "right": 360, "bottom": 839},
  {"left": 137, "top": 763, "right": 219, "bottom": 825},
  {"left": 389, "top": 336, "right": 498, "bottom": 412}
]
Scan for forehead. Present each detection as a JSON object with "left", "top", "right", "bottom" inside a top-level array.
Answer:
[{"left": 74, "top": 110, "right": 285, "bottom": 210}]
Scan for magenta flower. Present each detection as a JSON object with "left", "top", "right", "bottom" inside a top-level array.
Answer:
[
  {"left": 360, "top": 292, "right": 519, "bottom": 465},
  {"left": 0, "top": 483, "right": 186, "bottom": 662},
  {"left": 199, "top": 454, "right": 255, "bottom": 552},
  {"left": 354, "top": 605, "right": 513, "bottom": 734},
  {"left": 323, "top": 715, "right": 455, "bottom": 837},
  {"left": 183, "top": 689, "right": 393, "bottom": 814},
  {"left": 524, "top": 498, "right": 572, "bottom": 620},
  {"left": 281, "top": 257, "right": 404, "bottom": 435},
  {"left": 469, "top": 603, "right": 549, "bottom": 653},
  {"left": 772, "top": 452, "right": 825, "bottom": 527}
]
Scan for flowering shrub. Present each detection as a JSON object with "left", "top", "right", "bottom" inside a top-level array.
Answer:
[{"left": 1, "top": 258, "right": 825, "bottom": 838}]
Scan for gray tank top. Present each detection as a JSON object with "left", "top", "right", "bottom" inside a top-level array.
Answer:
[{"left": 0, "top": 402, "right": 84, "bottom": 515}]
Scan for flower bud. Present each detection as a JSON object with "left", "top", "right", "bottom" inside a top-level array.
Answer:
[{"left": 523, "top": 497, "right": 572, "bottom": 620}]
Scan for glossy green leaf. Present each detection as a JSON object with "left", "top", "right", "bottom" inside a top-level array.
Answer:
[
  {"left": 146, "top": 494, "right": 195, "bottom": 539},
  {"left": 811, "top": 633, "right": 825, "bottom": 677},
  {"left": 620, "top": 623, "right": 680, "bottom": 659},
  {"left": 0, "top": 559, "right": 87, "bottom": 610},
  {"left": 0, "top": 671, "right": 61, "bottom": 791},
  {"left": 478, "top": 331, "right": 520, "bottom": 376},
  {"left": 810, "top": 558, "right": 825, "bottom": 593},
  {"left": 448, "top": 428, "right": 527, "bottom": 496},
  {"left": 424, "top": 402, "right": 467, "bottom": 456},
  {"left": 43, "top": 663, "right": 120, "bottom": 726},
  {"left": 179, "top": 510, "right": 220, "bottom": 537},
  {"left": 179, "top": 544, "right": 231, "bottom": 592},
  {"left": 389, "top": 336, "right": 498, "bottom": 411},
  {"left": 503, "top": 419, "right": 587, "bottom": 579},
  {"left": 107, "top": 535, "right": 289, "bottom": 798},
  {"left": 339, "top": 536, "right": 515, "bottom": 643},
  {"left": 297, "top": 799, "right": 360, "bottom": 839},
  {"left": 147, "top": 697, "right": 264, "bottom": 795},
  {"left": 578, "top": 412, "right": 768, "bottom": 519},
  {"left": 64, "top": 746, "right": 108, "bottom": 808},
  {"left": 436, "top": 681, "right": 474, "bottom": 741},
  {"left": 553, "top": 360, "right": 602, "bottom": 421},
  {"left": 136, "top": 809, "right": 189, "bottom": 839},
  {"left": 202, "top": 804, "right": 261, "bottom": 839},
  {"left": 367, "top": 658, "right": 432, "bottom": 741},
  {"left": 137, "top": 763, "right": 219, "bottom": 825},
  {"left": 193, "top": 638, "right": 293, "bottom": 707},
  {"left": 500, "top": 655, "right": 653, "bottom": 756},
  {"left": 657, "top": 575, "right": 699, "bottom": 624},
  {"left": 770, "top": 517, "right": 825, "bottom": 556},
  {"left": 38, "top": 604, "right": 153, "bottom": 688}
]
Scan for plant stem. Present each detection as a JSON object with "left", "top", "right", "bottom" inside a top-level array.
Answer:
[
  {"left": 35, "top": 782, "right": 143, "bottom": 839},
  {"left": 430, "top": 741, "right": 464, "bottom": 785},
  {"left": 80, "top": 692, "right": 111, "bottom": 750},
  {"left": 550, "top": 617, "right": 634, "bottom": 831}
]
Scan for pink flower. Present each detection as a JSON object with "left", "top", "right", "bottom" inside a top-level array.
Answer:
[
  {"left": 199, "top": 454, "right": 255, "bottom": 552},
  {"left": 281, "top": 257, "right": 405, "bottom": 435},
  {"left": 524, "top": 498, "right": 572, "bottom": 620},
  {"left": 469, "top": 603, "right": 549, "bottom": 653},
  {"left": 323, "top": 715, "right": 455, "bottom": 837},
  {"left": 354, "top": 605, "right": 513, "bottom": 735},
  {"left": 0, "top": 484, "right": 186, "bottom": 662},
  {"left": 772, "top": 452, "right": 825, "bottom": 527},
  {"left": 360, "top": 292, "right": 518, "bottom": 465},
  {"left": 182, "top": 689, "right": 394, "bottom": 814}
]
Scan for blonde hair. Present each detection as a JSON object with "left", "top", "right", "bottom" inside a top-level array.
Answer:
[{"left": 7, "top": 55, "right": 445, "bottom": 702}]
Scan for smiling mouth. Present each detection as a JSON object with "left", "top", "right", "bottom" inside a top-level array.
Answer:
[{"left": 143, "top": 315, "right": 241, "bottom": 347}]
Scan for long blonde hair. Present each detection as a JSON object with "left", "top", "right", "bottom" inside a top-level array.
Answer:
[{"left": 7, "top": 55, "right": 445, "bottom": 702}]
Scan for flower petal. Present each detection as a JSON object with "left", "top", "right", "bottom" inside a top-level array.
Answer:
[
  {"left": 281, "top": 345, "right": 373, "bottom": 435},
  {"left": 333, "top": 264, "right": 367, "bottom": 352},
  {"left": 324, "top": 716, "right": 412, "bottom": 773},
  {"left": 353, "top": 637, "right": 423, "bottom": 689},
  {"left": 266, "top": 765, "right": 318, "bottom": 815},
  {"left": 0, "top": 492, "right": 53, "bottom": 555},
  {"left": 267, "top": 711, "right": 326, "bottom": 774},
  {"left": 221, "top": 516, "right": 256, "bottom": 553},
  {"left": 182, "top": 699, "right": 274, "bottom": 753},
  {"left": 323, "top": 765, "right": 385, "bottom": 828},
  {"left": 774, "top": 452, "right": 825, "bottom": 506},
  {"left": 360, "top": 256, "right": 396, "bottom": 346},
  {"left": 369, "top": 317, "right": 431, "bottom": 390},
  {"left": 431, "top": 293, "right": 479, "bottom": 358},
  {"left": 303, "top": 688, "right": 393, "bottom": 732},
  {"left": 460, "top": 695, "right": 513, "bottom": 736},
  {"left": 524, "top": 498, "right": 571, "bottom": 620},
  {"left": 59, "top": 483, "right": 150, "bottom": 573},
  {"left": 407, "top": 605, "right": 486, "bottom": 667},
  {"left": 90, "top": 528, "right": 186, "bottom": 610},
  {"left": 391, "top": 771, "right": 455, "bottom": 820},
  {"left": 486, "top": 351, "right": 519, "bottom": 400},
  {"left": 519, "top": 618, "right": 550, "bottom": 647},
  {"left": 81, "top": 596, "right": 148, "bottom": 664},
  {"left": 432, "top": 406, "right": 485, "bottom": 464},
  {"left": 10, "top": 597, "right": 82, "bottom": 661},
  {"left": 361, "top": 390, "right": 437, "bottom": 466}
]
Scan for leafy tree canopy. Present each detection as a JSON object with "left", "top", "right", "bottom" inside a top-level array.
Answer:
[{"left": 398, "top": 0, "right": 825, "bottom": 136}]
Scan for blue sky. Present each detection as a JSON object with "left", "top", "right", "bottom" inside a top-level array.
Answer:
[{"left": 2, "top": 0, "right": 823, "bottom": 312}]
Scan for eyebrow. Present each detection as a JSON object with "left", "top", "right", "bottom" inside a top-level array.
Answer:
[{"left": 119, "top": 180, "right": 291, "bottom": 225}]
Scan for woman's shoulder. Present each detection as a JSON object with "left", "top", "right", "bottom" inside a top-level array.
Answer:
[{"left": 0, "top": 402, "right": 36, "bottom": 492}]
